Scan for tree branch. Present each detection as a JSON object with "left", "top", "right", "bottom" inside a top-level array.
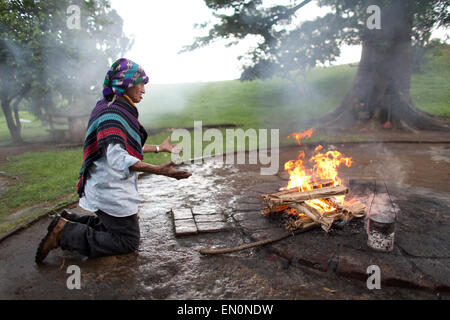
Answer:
[{"left": 263, "top": 0, "right": 313, "bottom": 27}]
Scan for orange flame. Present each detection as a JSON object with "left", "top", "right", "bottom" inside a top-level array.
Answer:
[
  {"left": 288, "top": 128, "right": 314, "bottom": 145},
  {"left": 284, "top": 129, "right": 353, "bottom": 214},
  {"left": 310, "top": 150, "right": 353, "bottom": 186}
]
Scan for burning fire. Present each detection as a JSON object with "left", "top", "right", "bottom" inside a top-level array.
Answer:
[
  {"left": 284, "top": 128, "right": 352, "bottom": 216},
  {"left": 288, "top": 128, "right": 314, "bottom": 145}
]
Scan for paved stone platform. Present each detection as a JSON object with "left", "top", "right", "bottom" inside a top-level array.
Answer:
[
  {"left": 172, "top": 207, "right": 230, "bottom": 236},
  {"left": 1, "top": 143, "right": 448, "bottom": 299},
  {"left": 229, "top": 178, "right": 450, "bottom": 292}
]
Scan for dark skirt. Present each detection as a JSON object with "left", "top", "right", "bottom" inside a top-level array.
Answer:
[{"left": 60, "top": 210, "right": 140, "bottom": 258}]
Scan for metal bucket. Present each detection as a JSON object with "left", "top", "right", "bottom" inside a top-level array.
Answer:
[{"left": 367, "top": 214, "right": 395, "bottom": 252}]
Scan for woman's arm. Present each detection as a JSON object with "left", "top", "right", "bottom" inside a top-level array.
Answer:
[
  {"left": 142, "top": 144, "right": 159, "bottom": 153},
  {"left": 104, "top": 143, "right": 190, "bottom": 180},
  {"left": 143, "top": 136, "right": 181, "bottom": 154},
  {"left": 130, "top": 160, "right": 191, "bottom": 180}
]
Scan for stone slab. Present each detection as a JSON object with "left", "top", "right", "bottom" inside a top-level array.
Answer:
[
  {"left": 174, "top": 219, "right": 197, "bottom": 236},
  {"left": 174, "top": 226, "right": 198, "bottom": 236},
  {"left": 192, "top": 206, "right": 221, "bottom": 215},
  {"left": 194, "top": 214, "right": 225, "bottom": 223},
  {"left": 196, "top": 222, "right": 230, "bottom": 233},
  {"left": 172, "top": 208, "right": 193, "bottom": 220},
  {"left": 174, "top": 218, "right": 196, "bottom": 228}
]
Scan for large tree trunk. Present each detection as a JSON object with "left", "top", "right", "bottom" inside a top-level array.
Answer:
[
  {"left": 316, "top": 0, "right": 449, "bottom": 131},
  {"left": 1, "top": 92, "right": 23, "bottom": 144},
  {"left": 12, "top": 95, "right": 24, "bottom": 132}
]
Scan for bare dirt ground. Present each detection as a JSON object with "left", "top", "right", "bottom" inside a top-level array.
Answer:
[{"left": 0, "top": 139, "right": 449, "bottom": 300}]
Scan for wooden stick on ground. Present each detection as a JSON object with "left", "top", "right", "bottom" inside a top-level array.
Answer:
[{"left": 199, "top": 222, "right": 318, "bottom": 255}]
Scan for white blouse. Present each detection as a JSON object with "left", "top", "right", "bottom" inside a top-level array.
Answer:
[{"left": 79, "top": 143, "right": 141, "bottom": 217}]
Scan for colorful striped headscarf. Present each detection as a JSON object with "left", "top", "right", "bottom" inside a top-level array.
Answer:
[{"left": 102, "top": 58, "right": 149, "bottom": 101}]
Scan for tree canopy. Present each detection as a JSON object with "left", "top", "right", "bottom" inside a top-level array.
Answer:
[
  {"left": 182, "top": 0, "right": 449, "bottom": 81},
  {"left": 183, "top": 0, "right": 449, "bottom": 131}
]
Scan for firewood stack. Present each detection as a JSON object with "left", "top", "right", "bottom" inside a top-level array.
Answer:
[{"left": 260, "top": 179, "right": 366, "bottom": 232}]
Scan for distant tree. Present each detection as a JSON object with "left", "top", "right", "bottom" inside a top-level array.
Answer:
[
  {"left": 183, "top": 0, "right": 449, "bottom": 130},
  {"left": 0, "top": 0, "right": 132, "bottom": 143}
]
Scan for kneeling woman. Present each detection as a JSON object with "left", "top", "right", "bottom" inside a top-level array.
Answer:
[{"left": 35, "top": 58, "right": 191, "bottom": 263}]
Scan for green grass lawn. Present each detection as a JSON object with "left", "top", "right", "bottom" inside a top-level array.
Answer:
[
  {"left": 410, "top": 45, "right": 450, "bottom": 117},
  {"left": 0, "top": 148, "right": 79, "bottom": 233},
  {"left": 0, "top": 133, "right": 176, "bottom": 232},
  {"left": 0, "top": 110, "right": 69, "bottom": 143},
  {"left": 0, "top": 47, "right": 449, "bottom": 234}
]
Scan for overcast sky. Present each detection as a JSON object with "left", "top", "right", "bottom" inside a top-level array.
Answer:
[{"left": 110, "top": 0, "right": 449, "bottom": 84}]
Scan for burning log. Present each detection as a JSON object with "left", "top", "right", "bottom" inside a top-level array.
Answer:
[
  {"left": 284, "top": 211, "right": 344, "bottom": 232},
  {"left": 277, "top": 179, "right": 334, "bottom": 193},
  {"left": 327, "top": 198, "right": 366, "bottom": 218},
  {"left": 262, "top": 185, "right": 348, "bottom": 208},
  {"left": 260, "top": 187, "right": 365, "bottom": 233},
  {"left": 260, "top": 186, "right": 349, "bottom": 217},
  {"left": 289, "top": 203, "right": 334, "bottom": 232},
  {"left": 260, "top": 130, "right": 365, "bottom": 234},
  {"left": 285, "top": 217, "right": 310, "bottom": 232},
  {"left": 261, "top": 205, "right": 289, "bottom": 216}
]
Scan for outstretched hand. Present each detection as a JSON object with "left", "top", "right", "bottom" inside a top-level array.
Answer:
[
  {"left": 157, "top": 161, "right": 192, "bottom": 180},
  {"left": 160, "top": 136, "right": 182, "bottom": 154}
]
